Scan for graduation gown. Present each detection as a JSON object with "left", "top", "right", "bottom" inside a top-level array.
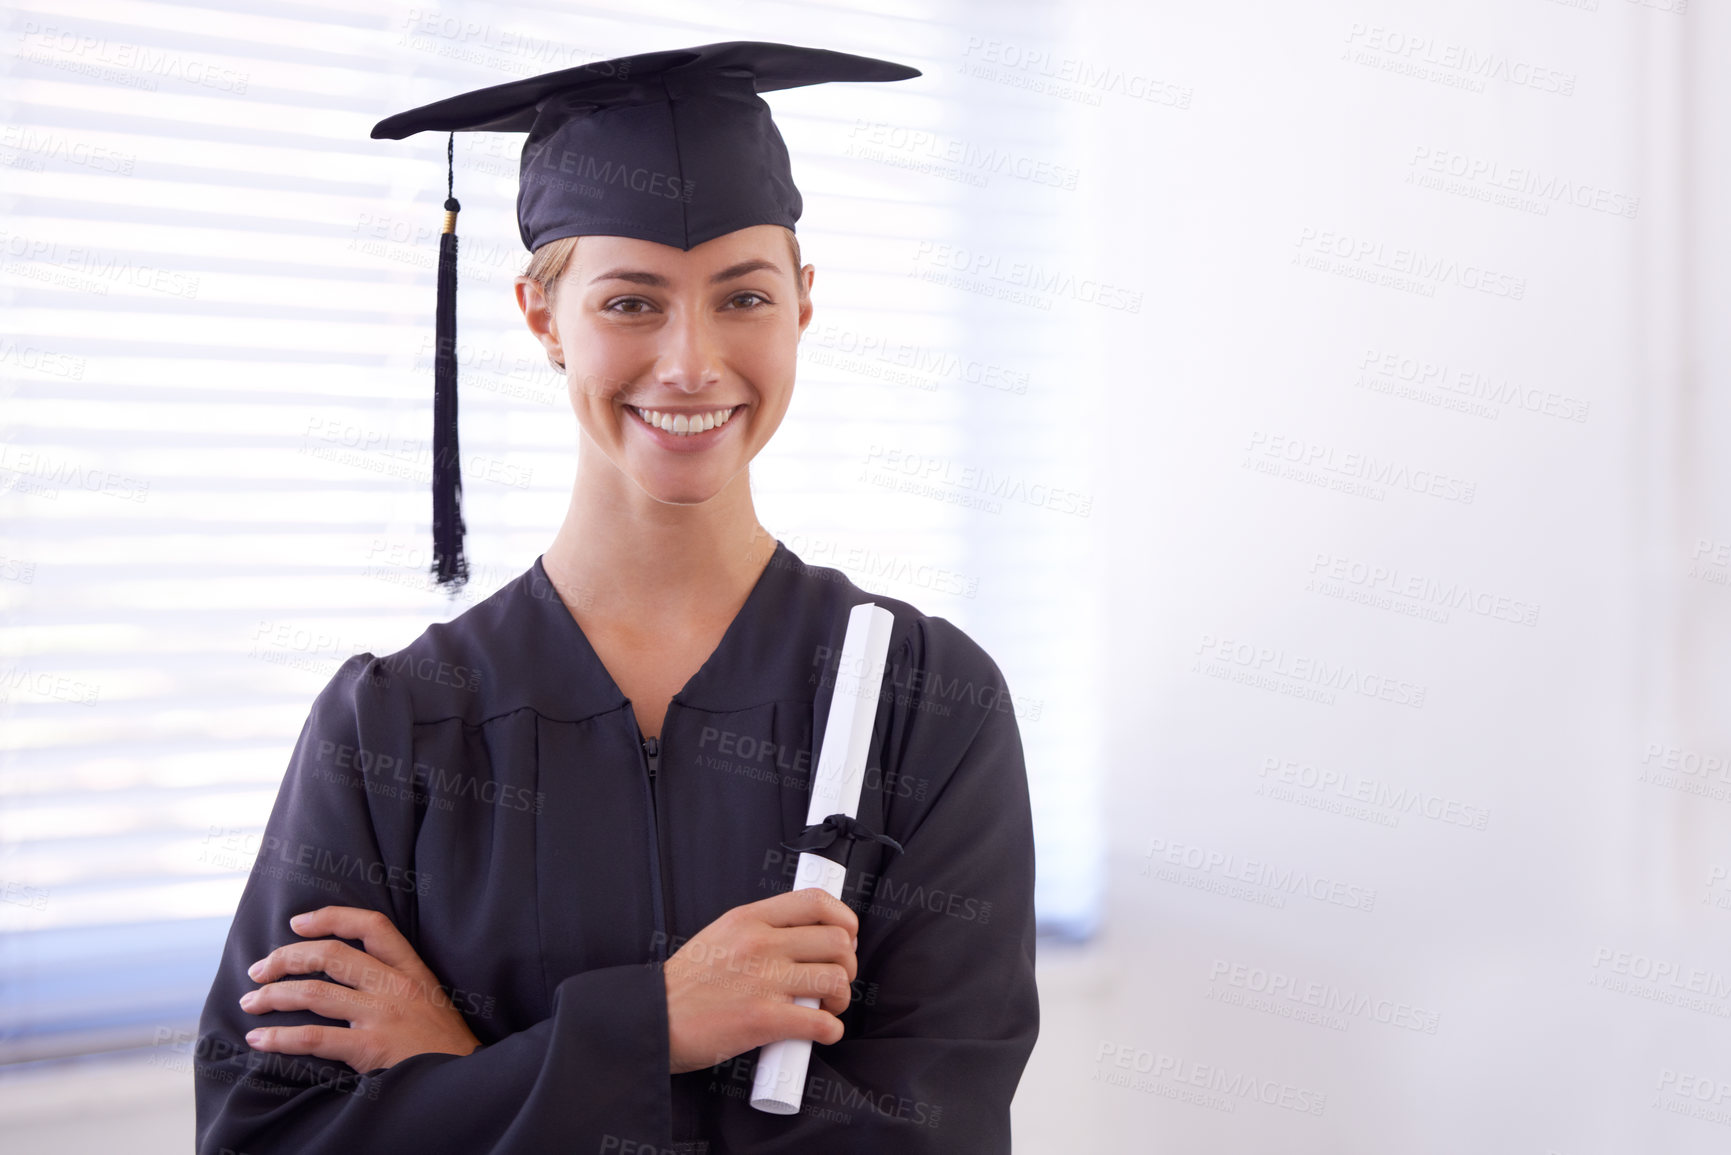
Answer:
[{"left": 193, "top": 540, "right": 1039, "bottom": 1153}]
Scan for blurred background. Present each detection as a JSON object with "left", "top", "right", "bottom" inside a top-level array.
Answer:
[{"left": 1, "top": 0, "right": 1726, "bottom": 1151}]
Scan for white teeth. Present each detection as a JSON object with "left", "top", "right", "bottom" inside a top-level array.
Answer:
[{"left": 633, "top": 406, "right": 737, "bottom": 436}]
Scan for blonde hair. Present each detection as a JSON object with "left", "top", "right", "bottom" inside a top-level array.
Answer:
[{"left": 525, "top": 228, "right": 806, "bottom": 372}]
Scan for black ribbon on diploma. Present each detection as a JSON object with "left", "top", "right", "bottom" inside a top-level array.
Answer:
[{"left": 781, "top": 813, "right": 904, "bottom": 857}]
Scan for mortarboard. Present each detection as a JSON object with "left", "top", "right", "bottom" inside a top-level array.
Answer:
[{"left": 370, "top": 41, "right": 922, "bottom": 589}]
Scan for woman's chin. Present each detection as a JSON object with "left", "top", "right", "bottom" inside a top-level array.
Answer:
[{"left": 631, "top": 468, "right": 734, "bottom": 507}]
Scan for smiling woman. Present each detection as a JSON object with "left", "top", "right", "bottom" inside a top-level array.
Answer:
[{"left": 193, "top": 40, "right": 1039, "bottom": 1155}]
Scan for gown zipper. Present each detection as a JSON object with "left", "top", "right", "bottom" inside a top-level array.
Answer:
[
  {"left": 638, "top": 729, "right": 669, "bottom": 962},
  {"left": 643, "top": 726, "right": 701, "bottom": 1147}
]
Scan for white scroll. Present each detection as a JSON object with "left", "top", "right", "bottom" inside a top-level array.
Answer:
[{"left": 749, "top": 600, "right": 896, "bottom": 1115}]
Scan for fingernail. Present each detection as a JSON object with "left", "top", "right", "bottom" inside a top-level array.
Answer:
[
  {"left": 238, "top": 991, "right": 256, "bottom": 1009},
  {"left": 246, "top": 959, "right": 265, "bottom": 980},
  {"left": 245, "top": 1030, "right": 265, "bottom": 1046},
  {"left": 851, "top": 936, "right": 858, "bottom": 951},
  {"left": 289, "top": 913, "right": 309, "bottom": 931}
]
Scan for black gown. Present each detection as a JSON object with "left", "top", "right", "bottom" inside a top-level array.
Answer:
[{"left": 193, "top": 540, "right": 1039, "bottom": 1153}]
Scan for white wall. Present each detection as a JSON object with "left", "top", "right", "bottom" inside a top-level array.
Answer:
[{"left": 1060, "top": 0, "right": 1730, "bottom": 1150}]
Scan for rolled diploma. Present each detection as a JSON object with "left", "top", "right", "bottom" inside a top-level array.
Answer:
[{"left": 749, "top": 600, "right": 896, "bottom": 1115}]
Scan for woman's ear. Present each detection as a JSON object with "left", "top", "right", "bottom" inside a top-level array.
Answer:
[
  {"left": 796, "top": 264, "right": 814, "bottom": 338},
  {"left": 514, "top": 275, "right": 565, "bottom": 371}
]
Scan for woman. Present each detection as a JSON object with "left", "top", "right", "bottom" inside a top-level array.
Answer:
[{"left": 194, "top": 42, "right": 1038, "bottom": 1154}]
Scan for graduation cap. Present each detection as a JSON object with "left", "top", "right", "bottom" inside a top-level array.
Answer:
[{"left": 370, "top": 42, "right": 922, "bottom": 589}]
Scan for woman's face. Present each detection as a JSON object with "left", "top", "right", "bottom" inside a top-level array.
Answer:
[{"left": 516, "top": 225, "right": 813, "bottom": 507}]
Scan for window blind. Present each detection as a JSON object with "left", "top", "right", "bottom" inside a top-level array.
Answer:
[{"left": 0, "top": 0, "right": 1101, "bottom": 1063}]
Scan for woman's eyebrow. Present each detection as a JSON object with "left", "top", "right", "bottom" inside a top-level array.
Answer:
[
  {"left": 707, "top": 258, "right": 781, "bottom": 283},
  {"left": 589, "top": 269, "right": 667, "bottom": 286}
]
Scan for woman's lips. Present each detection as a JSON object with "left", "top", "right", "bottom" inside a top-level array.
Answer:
[{"left": 628, "top": 403, "right": 743, "bottom": 450}]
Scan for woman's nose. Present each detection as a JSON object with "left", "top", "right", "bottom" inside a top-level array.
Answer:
[{"left": 655, "top": 309, "right": 722, "bottom": 392}]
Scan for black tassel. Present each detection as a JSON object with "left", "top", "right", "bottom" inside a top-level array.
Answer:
[{"left": 432, "top": 132, "right": 467, "bottom": 590}]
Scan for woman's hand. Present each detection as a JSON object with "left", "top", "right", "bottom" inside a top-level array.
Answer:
[
  {"left": 241, "top": 905, "right": 481, "bottom": 1073},
  {"left": 663, "top": 887, "right": 860, "bottom": 1075}
]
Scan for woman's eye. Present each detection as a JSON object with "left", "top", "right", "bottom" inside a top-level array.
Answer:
[
  {"left": 604, "top": 297, "right": 652, "bottom": 314},
  {"left": 727, "top": 292, "right": 769, "bottom": 309}
]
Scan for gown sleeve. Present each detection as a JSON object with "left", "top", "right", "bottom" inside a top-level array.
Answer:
[
  {"left": 193, "top": 654, "right": 674, "bottom": 1154},
  {"left": 704, "top": 616, "right": 1041, "bottom": 1153}
]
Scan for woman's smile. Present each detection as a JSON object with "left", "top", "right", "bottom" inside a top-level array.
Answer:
[{"left": 624, "top": 402, "right": 747, "bottom": 454}]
